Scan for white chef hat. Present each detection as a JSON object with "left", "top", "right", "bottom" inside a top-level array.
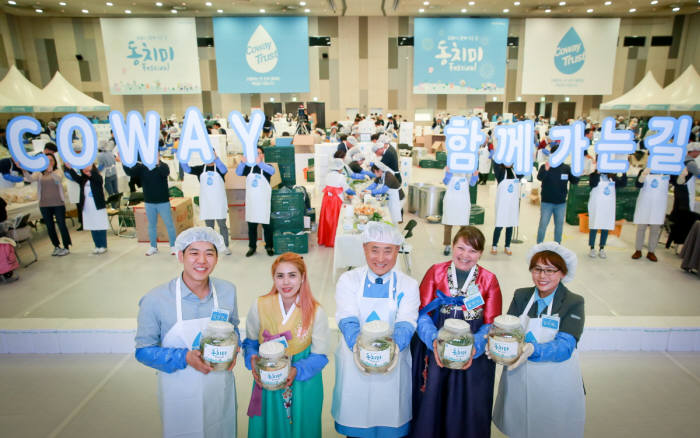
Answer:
[
  {"left": 527, "top": 242, "right": 577, "bottom": 283},
  {"left": 361, "top": 221, "right": 403, "bottom": 246},
  {"left": 175, "top": 226, "right": 227, "bottom": 253},
  {"left": 47, "top": 121, "right": 57, "bottom": 128},
  {"left": 387, "top": 113, "right": 393, "bottom": 118},
  {"left": 329, "top": 158, "right": 344, "bottom": 171},
  {"left": 687, "top": 142, "right": 700, "bottom": 152},
  {"left": 347, "top": 136, "right": 358, "bottom": 146},
  {"left": 372, "top": 161, "right": 392, "bottom": 173},
  {"left": 98, "top": 139, "right": 109, "bottom": 151}
]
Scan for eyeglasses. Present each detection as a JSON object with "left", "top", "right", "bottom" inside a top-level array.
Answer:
[{"left": 531, "top": 267, "right": 560, "bottom": 276}]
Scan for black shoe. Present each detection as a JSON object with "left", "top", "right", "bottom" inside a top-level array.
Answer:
[
  {"left": 76, "top": 226, "right": 83, "bottom": 231},
  {"left": 246, "top": 248, "right": 256, "bottom": 257},
  {"left": 266, "top": 248, "right": 275, "bottom": 256}
]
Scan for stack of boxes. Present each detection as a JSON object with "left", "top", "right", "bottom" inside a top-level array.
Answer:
[
  {"left": 263, "top": 145, "right": 296, "bottom": 187},
  {"left": 270, "top": 187, "right": 308, "bottom": 254}
]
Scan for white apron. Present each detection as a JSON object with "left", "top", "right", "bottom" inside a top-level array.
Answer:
[
  {"left": 332, "top": 269, "right": 412, "bottom": 431},
  {"left": 244, "top": 169, "right": 271, "bottom": 225},
  {"left": 478, "top": 148, "right": 491, "bottom": 174},
  {"left": 442, "top": 173, "right": 471, "bottom": 226},
  {"left": 495, "top": 178, "right": 520, "bottom": 227},
  {"left": 66, "top": 178, "right": 81, "bottom": 204},
  {"left": 157, "top": 278, "right": 237, "bottom": 438},
  {"left": 687, "top": 175, "right": 696, "bottom": 213},
  {"left": 633, "top": 174, "right": 669, "bottom": 225},
  {"left": 199, "top": 170, "right": 228, "bottom": 221},
  {"left": 493, "top": 291, "right": 585, "bottom": 438},
  {"left": 378, "top": 173, "right": 402, "bottom": 225},
  {"left": 588, "top": 175, "right": 616, "bottom": 230},
  {"left": 82, "top": 182, "right": 109, "bottom": 231}
]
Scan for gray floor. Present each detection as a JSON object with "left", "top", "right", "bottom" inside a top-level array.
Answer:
[{"left": 1, "top": 167, "right": 698, "bottom": 437}]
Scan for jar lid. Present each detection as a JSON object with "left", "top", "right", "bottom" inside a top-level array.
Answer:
[
  {"left": 494, "top": 315, "right": 522, "bottom": 331},
  {"left": 443, "top": 318, "right": 470, "bottom": 335},
  {"left": 259, "top": 340, "right": 286, "bottom": 359},
  {"left": 361, "top": 320, "right": 390, "bottom": 338},
  {"left": 206, "top": 320, "right": 235, "bottom": 337}
]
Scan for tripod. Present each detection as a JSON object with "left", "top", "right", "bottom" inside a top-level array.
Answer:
[{"left": 295, "top": 119, "right": 309, "bottom": 135}]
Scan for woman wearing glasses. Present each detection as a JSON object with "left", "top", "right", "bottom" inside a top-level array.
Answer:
[{"left": 492, "top": 242, "right": 585, "bottom": 438}]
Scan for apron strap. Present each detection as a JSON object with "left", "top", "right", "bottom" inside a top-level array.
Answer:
[{"left": 176, "top": 276, "right": 219, "bottom": 321}]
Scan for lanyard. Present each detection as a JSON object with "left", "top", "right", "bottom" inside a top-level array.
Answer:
[{"left": 449, "top": 262, "right": 476, "bottom": 296}]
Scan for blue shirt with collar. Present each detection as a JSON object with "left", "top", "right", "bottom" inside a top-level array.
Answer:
[{"left": 535, "top": 288, "right": 556, "bottom": 315}]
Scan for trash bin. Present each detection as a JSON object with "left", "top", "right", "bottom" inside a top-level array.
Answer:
[
  {"left": 418, "top": 185, "right": 446, "bottom": 218},
  {"left": 408, "top": 183, "right": 428, "bottom": 213}
]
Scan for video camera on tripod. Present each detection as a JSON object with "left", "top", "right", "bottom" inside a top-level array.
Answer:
[{"left": 296, "top": 104, "right": 310, "bottom": 135}]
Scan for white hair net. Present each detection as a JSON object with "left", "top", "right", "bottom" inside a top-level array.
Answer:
[
  {"left": 372, "top": 161, "right": 392, "bottom": 174},
  {"left": 371, "top": 143, "right": 383, "bottom": 152},
  {"left": 175, "top": 227, "right": 227, "bottom": 253},
  {"left": 329, "top": 158, "right": 344, "bottom": 171},
  {"left": 47, "top": 121, "right": 57, "bottom": 128},
  {"left": 361, "top": 221, "right": 404, "bottom": 246},
  {"left": 347, "top": 136, "right": 358, "bottom": 147},
  {"left": 687, "top": 142, "right": 700, "bottom": 152},
  {"left": 527, "top": 242, "right": 577, "bottom": 283}
]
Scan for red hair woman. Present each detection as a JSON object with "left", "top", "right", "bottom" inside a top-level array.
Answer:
[{"left": 243, "top": 252, "right": 329, "bottom": 438}]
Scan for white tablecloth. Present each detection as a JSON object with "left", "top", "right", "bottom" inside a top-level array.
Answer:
[{"left": 333, "top": 205, "right": 366, "bottom": 272}]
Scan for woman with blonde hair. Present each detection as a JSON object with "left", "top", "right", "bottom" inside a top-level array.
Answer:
[{"left": 243, "top": 252, "right": 329, "bottom": 438}]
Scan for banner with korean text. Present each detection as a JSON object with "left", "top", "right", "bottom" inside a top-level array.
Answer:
[
  {"left": 100, "top": 18, "right": 201, "bottom": 95},
  {"left": 213, "top": 16, "right": 309, "bottom": 93},
  {"left": 413, "top": 18, "right": 508, "bottom": 94},
  {"left": 521, "top": 18, "right": 620, "bottom": 95}
]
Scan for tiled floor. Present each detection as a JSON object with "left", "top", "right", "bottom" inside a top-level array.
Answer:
[{"left": 0, "top": 166, "right": 698, "bottom": 437}]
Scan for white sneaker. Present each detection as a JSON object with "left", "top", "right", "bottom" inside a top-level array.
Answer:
[
  {"left": 588, "top": 249, "right": 597, "bottom": 258},
  {"left": 224, "top": 248, "right": 232, "bottom": 256},
  {"left": 57, "top": 248, "right": 70, "bottom": 256},
  {"left": 92, "top": 248, "right": 101, "bottom": 255},
  {"left": 169, "top": 246, "right": 178, "bottom": 255},
  {"left": 145, "top": 247, "right": 158, "bottom": 256},
  {"left": 598, "top": 249, "right": 607, "bottom": 259},
  {"left": 52, "top": 247, "right": 62, "bottom": 256},
  {"left": 98, "top": 247, "right": 107, "bottom": 254}
]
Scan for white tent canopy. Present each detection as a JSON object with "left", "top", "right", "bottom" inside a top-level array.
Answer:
[
  {"left": 600, "top": 71, "right": 664, "bottom": 111},
  {"left": 38, "top": 71, "right": 110, "bottom": 112},
  {"left": 643, "top": 65, "right": 700, "bottom": 111},
  {"left": 0, "top": 65, "right": 45, "bottom": 113}
]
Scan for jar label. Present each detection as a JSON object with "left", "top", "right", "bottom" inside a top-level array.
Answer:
[
  {"left": 203, "top": 344, "right": 234, "bottom": 363},
  {"left": 491, "top": 340, "right": 519, "bottom": 359},
  {"left": 443, "top": 343, "right": 473, "bottom": 363},
  {"left": 260, "top": 365, "right": 289, "bottom": 387},
  {"left": 360, "top": 348, "right": 391, "bottom": 368}
]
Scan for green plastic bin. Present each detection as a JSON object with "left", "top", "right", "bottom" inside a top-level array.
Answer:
[
  {"left": 273, "top": 232, "right": 309, "bottom": 254},
  {"left": 270, "top": 210, "right": 304, "bottom": 232}
]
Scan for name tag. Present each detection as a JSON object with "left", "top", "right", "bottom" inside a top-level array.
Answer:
[
  {"left": 268, "top": 336, "right": 289, "bottom": 348},
  {"left": 211, "top": 308, "right": 230, "bottom": 322},
  {"left": 560, "top": 174, "right": 568, "bottom": 180},
  {"left": 463, "top": 293, "right": 485, "bottom": 311},
  {"left": 541, "top": 315, "right": 560, "bottom": 330}
]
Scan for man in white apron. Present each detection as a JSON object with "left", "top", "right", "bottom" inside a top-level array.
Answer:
[
  {"left": 366, "top": 162, "right": 402, "bottom": 225},
  {"left": 478, "top": 144, "right": 491, "bottom": 185},
  {"left": 492, "top": 242, "right": 585, "bottom": 438},
  {"left": 135, "top": 227, "right": 240, "bottom": 438},
  {"left": 587, "top": 170, "right": 626, "bottom": 259},
  {"left": 181, "top": 154, "right": 232, "bottom": 256},
  {"left": 632, "top": 166, "right": 670, "bottom": 261},
  {"left": 234, "top": 147, "right": 275, "bottom": 257},
  {"left": 441, "top": 169, "right": 478, "bottom": 255},
  {"left": 333, "top": 222, "right": 420, "bottom": 438},
  {"left": 492, "top": 163, "right": 521, "bottom": 255}
]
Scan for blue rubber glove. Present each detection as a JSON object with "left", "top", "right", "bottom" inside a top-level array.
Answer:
[
  {"left": 345, "top": 188, "right": 356, "bottom": 196},
  {"left": 338, "top": 317, "right": 361, "bottom": 350},
  {"left": 180, "top": 162, "right": 192, "bottom": 174},
  {"left": 214, "top": 157, "right": 228, "bottom": 175},
  {"left": 258, "top": 161, "right": 275, "bottom": 175},
  {"left": 135, "top": 346, "right": 188, "bottom": 374},
  {"left": 469, "top": 173, "right": 479, "bottom": 186},
  {"left": 473, "top": 323, "right": 491, "bottom": 359},
  {"left": 442, "top": 171, "right": 452, "bottom": 185},
  {"left": 242, "top": 338, "right": 260, "bottom": 370},
  {"left": 542, "top": 148, "right": 551, "bottom": 156},
  {"left": 2, "top": 173, "right": 23, "bottom": 183},
  {"left": 234, "top": 162, "right": 248, "bottom": 176},
  {"left": 528, "top": 331, "right": 576, "bottom": 363},
  {"left": 361, "top": 170, "right": 375, "bottom": 178},
  {"left": 366, "top": 182, "right": 377, "bottom": 192},
  {"left": 349, "top": 172, "right": 366, "bottom": 180},
  {"left": 417, "top": 314, "right": 438, "bottom": 351},
  {"left": 371, "top": 184, "right": 389, "bottom": 196},
  {"left": 393, "top": 321, "right": 415, "bottom": 352},
  {"left": 292, "top": 353, "right": 329, "bottom": 381}
]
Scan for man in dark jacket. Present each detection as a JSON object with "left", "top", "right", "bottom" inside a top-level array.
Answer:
[
  {"left": 536, "top": 146, "right": 579, "bottom": 244},
  {"left": 372, "top": 140, "right": 401, "bottom": 183},
  {"left": 123, "top": 160, "right": 177, "bottom": 256}
]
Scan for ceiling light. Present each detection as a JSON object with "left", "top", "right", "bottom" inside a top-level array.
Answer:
[
  {"left": 650, "top": 0, "right": 658, "bottom": 4},
  {"left": 292, "top": 97, "right": 297, "bottom": 102},
  {"left": 217, "top": 9, "right": 222, "bottom": 13},
  {"left": 492, "top": 97, "right": 497, "bottom": 102},
  {"left": 125, "top": 9, "right": 131, "bottom": 13},
  {"left": 106, "top": 2, "right": 113, "bottom": 6},
  {"left": 629, "top": 8, "right": 636, "bottom": 12},
  {"left": 304, "top": 8, "right": 310, "bottom": 12},
  {"left": 419, "top": 8, "right": 424, "bottom": 13},
  {"left": 587, "top": 8, "right": 593, "bottom": 12},
  {"left": 540, "top": 96, "right": 546, "bottom": 102},
  {"left": 545, "top": 8, "right": 551, "bottom": 12},
  {"left": 423, "top": 1, "right": 429, "bottom": 5},
  {"left": 604, "top": 1, "right": 611, "bottom": 5},
  {"left": 299, "top": 1, "right": 306, "bottom": 5},
  {"left": 81, "top": 9, "right": 88, "bottom": 13},
  {"left": 672, "top": 6, "right": 680, "bottom": 11},
  {"left": 269, "top": 97, "right": 274, "bottom": 102},
  {"left": 559, "top": 1, "right": 566, "bottom": 5},
  {"left": 468, "top": 1, "right": 475, "bottom": 5},
  {"left": 565, "top": 96, "right": 570, "bottom": 102},
  {"left": 8, "top": 0, "right": 16, "bottom": 4},
  {"left": 171, "top": 9, "right": 177, "bottom": 13},
  {"left": 155, "top": 2, "right": 163, "bottom": 5},
  {"left": 59, "top": 2, "right": 66, "bottom": 5},
  {"left": 514, "top": 1, "right": 520, "bottom": 4},
  {"left": 205, "top": 1, "right": 212, "bottom": 5},
  {"left": 259, "top": 8, "right": 265, "bottom": 13},
  {"left": 516, "top": 96, "right": 522, "bottom": 101},
  {"left": 35, "top": 8, "right": 43, "bottom": 12},
  {"left": 313, "top": 97, "right": 318, "bottom": 101},
  {"left": 461, "top": 8, "right": 467, "bottom": 12},
  {"left": 503, "top": 8, "right": 509, "bottom": 12}
]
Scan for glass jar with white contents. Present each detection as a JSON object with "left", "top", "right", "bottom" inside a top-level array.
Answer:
[
  {"left": 487, "top": 315, "right": 525, "bottom": 366},
  {"left": 436, "top": 318, "right": 474, "bottom": 369},
  {"left": 256, "top": 341, "right": 290, "bottom": 391},
  {"left": 354, "top": 320, "right": 398, "bottom": 374},
  {"left": 200, "top": 321, "right": 238, "bottom": 371}
]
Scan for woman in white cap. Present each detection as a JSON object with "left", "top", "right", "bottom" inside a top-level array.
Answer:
[
  {"left": 135, "top": 227, "right": 240, "bottom": 438},
  {"left": 318, "top": 158, "right": 356, "bottom": 247},
  {"left": 365, "top": 162, "right": 403, "bottom": 225},
  {"left": 492, "top": 242, "right": 585, "bottom": 438},
  {"left": 332, "top": 222, "right": 420, "bottom": 438}
]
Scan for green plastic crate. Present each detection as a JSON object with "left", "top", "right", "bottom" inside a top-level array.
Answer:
[
  {"left": 566, "top": 176, "right": 639, "bottom": 225},
  {"left": 273, "top": 232, "right": 309, "bottom": 254},
  {"left": 436, "top": 151, "right": 447, "bottom": 162},
  {"left": 263, "top": 145, "right": 296, "bottom": 186},
  {"left": 307, "top": 169, "right": 315, "bottom": 182},
  {"left": 271, "top": 210, "right": 304, "bottom": 232},
  {"left": 419, "top": 159, "right": 446, "bottom": 169},
  {"left": 271, "top": 188, "right": 305, "bottom": 212},
  {"left": 470, "top": 205, "right": 485, "bottom": 225}
]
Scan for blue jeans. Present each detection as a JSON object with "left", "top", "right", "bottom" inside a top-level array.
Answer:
[
  {"left": 104, "top": 175, "right": 118, "bottom": 196},
  {"left": 91, "top": 230, "right": 107, "bottom": 248},
  {"left": 589, "top": 229, "right": 609, "bottom": 249},
  {"left": 144, "top": 202, "right": 176, "bottom": 248},
  {"left": 537, "top": 202, "right": 566, "bottom": 244}
]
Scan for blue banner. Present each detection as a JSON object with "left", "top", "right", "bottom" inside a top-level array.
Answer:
[
  {"left": 213, "top": 17, "right": 309, "bottom": 93},
  {"left": 413, "top": 18, "right": 508, "bottom": 94}
]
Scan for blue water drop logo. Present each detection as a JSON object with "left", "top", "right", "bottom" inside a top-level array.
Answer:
[{"left": 554, "top": 27, "right": 585, "bottom": 75}]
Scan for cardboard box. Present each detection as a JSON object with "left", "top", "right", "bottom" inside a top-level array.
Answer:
[
  {"left": 224, "top": 162, "right": 281, "bottom": 189},
  {"left": 228, "top": 204, "right": 261, "bottom": 240},
  {"left": 133, "top": 197, "right": 194, "bottom": 243},
  {"left": 293, "top": 134, "right": 315, "bottom": 154},
  {"left": 226, "top": 188, "right": 246, "bottom": 205},
  {"left": 431, "top": 141, "right": 445, "bottom": 152}
]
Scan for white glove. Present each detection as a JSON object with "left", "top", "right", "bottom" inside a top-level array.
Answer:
[{"left": 507, "top": 343, "right": 535, "bottom": 371}]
